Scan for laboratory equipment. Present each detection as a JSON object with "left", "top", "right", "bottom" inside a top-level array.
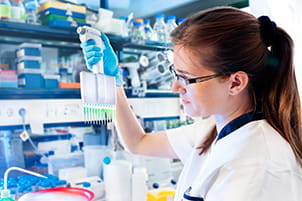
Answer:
[
  {"left": 69, "top": 176, "right": 105, "bottom": 200},
  {"left": 144, "top": 19, "right": 154, "bottom": 41},
  {"left": 131, "top": 21, "right": 145, "bottom": 44},
  {"left": 0, "top": 167, "right": 46, "bottom": 201},
  {"left": 153, "top": 13, "right": 167, "bottom": 43},
  {"left": 10, "top": 0, "right": 25, "bottom": 23},
  {"left": 132, "top": 167, "right": 148, "bottom": 201},
  {"left": 0, "top": 0, "right": 11, "bottom": 20},
  {"left": 18, "top": 187, "right": 94, "bottom": 201},
  {"left": 77, "top": 26, "right": 116, "bottom": 124},
  {"left": 83, "top": 145, "right": 108, "bottom": 178},
  {"left": 0, "top": 131, "right": 25, "bottom": 176},
  {"left": 166, "top": 15, "right": 177, "bottom": 43},
  {"left": 103, "top": 159, "right": 132, "bottom": 201},
  {"left": 23, "top": 0, "right": 39, "bottom": 24}
]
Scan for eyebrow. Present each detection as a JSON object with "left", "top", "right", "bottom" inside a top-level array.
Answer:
[{"left": 175, "top": 68, "right": 197, "bottom": 78}]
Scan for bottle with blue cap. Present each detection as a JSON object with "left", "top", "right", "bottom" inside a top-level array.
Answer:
[
  {"left": 166, "top": 15, "right": 178, "bottom": 43},
  {"left": 143, "top": 18, "right": 154, "bottom": 41},
  {"left": 23, "top": 0, "right": 39, "bottom": 24},
  {"left": 153, "top": 13, "right": 167, "bottom": 43},
  {"left": 131, "top": 21, "right": 145, "bottom": 45}
]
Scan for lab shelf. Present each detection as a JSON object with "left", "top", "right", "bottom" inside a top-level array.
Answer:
[
  {"left": 0, "top": 21, "right": 171, "bottom": 51},
  {"left": 0, "top": 88, "right": 81, "bottom": 99},
  {"left": 0, "top": 88, "right": 178, "bottom": 99}
]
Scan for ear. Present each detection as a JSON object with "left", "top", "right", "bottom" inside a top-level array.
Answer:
[{"left": 228, "top": 71, "right": 249, "bottom": 95}]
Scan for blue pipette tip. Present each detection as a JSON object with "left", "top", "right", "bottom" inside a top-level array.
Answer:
[{"left": 103, "top": 156, "right": 111, "bottom": 165}]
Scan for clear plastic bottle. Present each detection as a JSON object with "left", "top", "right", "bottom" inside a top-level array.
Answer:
[
  {"left": 143, "top": 18, "right": 154, "bottom": 41},
  {"left": 131, "top": 21, "right": 145, "bottom": 45},
  {"left": 166, "top": 15, "right": 177, "bottom": 43},
  {"left": 0, "top": 0, "right": 12, "bottom": 20},
  {"left": 23, "top": 0, "right": 39, "bottom": 24},
  {"left": 153, "top": 13, "right": 167, "bottom": 43},
  {"left": 11, "top": 0, "right": 25, "bottom": 22}
]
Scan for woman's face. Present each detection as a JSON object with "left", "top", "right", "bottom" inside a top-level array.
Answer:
[{"left": 172, "top": 45, "right": 230, "bottom": 117}]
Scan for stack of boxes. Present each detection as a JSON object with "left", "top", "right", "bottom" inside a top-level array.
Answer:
[
  {"left": 17, "top": 43, "right": 44, "bottom": 88},
  {"left": 38, "top": 0, "right": 89, "bottom": 29},
  {"left": 0, "top": 69, "right": 18, "bottom": 88},
  {"left": 16, "top": 43, "right": 60, "bottom": 89}
]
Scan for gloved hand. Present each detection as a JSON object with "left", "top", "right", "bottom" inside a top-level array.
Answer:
[{"left": 80, "top": 33, "right": 123, "bottom": 86}]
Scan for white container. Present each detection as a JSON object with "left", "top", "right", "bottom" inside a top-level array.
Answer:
[
  {"left": 132, "top": 167, "right": 148, "bottom": 201},
  {"left": 83, "top": 145, "right": 108, "bottom": 178},
  {"left": 104, "top": 160, "right": 132, "bottom": 201}
]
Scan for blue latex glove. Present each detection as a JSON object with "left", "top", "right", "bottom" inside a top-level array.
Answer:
[{"left": 80, "top": 33, "right": 123, "bottom": 86}]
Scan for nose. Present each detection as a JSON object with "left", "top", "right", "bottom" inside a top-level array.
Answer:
[{"left": 171, "top": 79, "right": 186, "bottom": 94}]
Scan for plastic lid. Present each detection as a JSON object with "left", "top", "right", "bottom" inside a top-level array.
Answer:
[
  {"left": 177, "top": 17, "right": 186, "bottom": 24},
  {"left": 103, "top": 156, "right": 111, "bottom": 165},
  {"left": 155, "top": 13, "right": 164, "bottom": 19},
  {"left": 82, "top": 182, "right": 91, "bottom": 188},
  {"left": 143, "top": 19, "right": 150, "bottom": 24},
  {"left": 152, "top": 183, "right": 159, "bottom": 189},
  {"left": 134, "top": 18, "right": 144, "bottom": 23},
  {"left": 133, "top": 21, "right": 142, "bottom": 27},
  {"left": 166, "top": 15, "right": 176, "bottom": 21},
  {"left": 119, "top": 16, "right": 127, "bottom": 21}
]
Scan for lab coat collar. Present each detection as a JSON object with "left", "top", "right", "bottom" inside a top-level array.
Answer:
[{"left": 217, "top": 111, "right": 264, "bottom": 141}]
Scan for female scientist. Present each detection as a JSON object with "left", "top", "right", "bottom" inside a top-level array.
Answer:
[{"left": 81, "top": 7, "right": 302, "bottom": 201}]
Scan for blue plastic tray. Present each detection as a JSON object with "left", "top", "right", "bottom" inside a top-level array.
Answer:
[{"left": 38, "top": 8, "right": 86, "bottom": 19}]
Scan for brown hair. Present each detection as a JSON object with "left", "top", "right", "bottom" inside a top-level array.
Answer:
[{"left": 171, "top": 7, "right": 302, "bottom": 166}]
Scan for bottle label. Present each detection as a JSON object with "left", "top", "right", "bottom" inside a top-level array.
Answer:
[{"left": 0, "top": 5, "right": 12, "bottom": 18}]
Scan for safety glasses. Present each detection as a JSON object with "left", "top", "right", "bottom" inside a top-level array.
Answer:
[{"left": 169, "top": 64, "right": 227, "bottom": 87}]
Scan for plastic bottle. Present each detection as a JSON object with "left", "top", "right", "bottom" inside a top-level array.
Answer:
[
  {"left": 0, "top": 0, "right": 12, "bottom": 20},
  {"left": 23, "top": 0, "right": 39, "bottom": 24},
  {"left": 143, "top": 18, "right": 154, "bottom": 41},
  {"left": 166, "top": 15, "right": 177, "bottom": 43},
  {"left": 153, "top": 13, "right": 167, "bottom": 43},
  {"left": 0, "top": 190, "right": 14, "bottom": 201},
  {"left": 118, "top": 16, "right": 129, "bottom": 38},
  {"left": 132, "top": 167, "right": 148, "bottom": 201},
  {"left": 131, "top": 21, "right": 145, "bottom": 45},
  {"left": 11, "top": 0, "right": 25, "bottom": 22}
]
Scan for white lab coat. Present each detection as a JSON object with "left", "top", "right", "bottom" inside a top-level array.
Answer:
[{"left": 167, "top": 117, "right": 302, "bottom": 201}]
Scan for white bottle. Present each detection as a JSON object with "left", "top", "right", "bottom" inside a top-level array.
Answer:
[
  {"left": 153, "top": 13, "right": 167, "bottom": 43},
  {"left": 143, "top": 18, "right": 154, "bottom": 41},
  {"left": 132, "top": 167, "right": 148, "bottom": 201},
  {"left": 24, "top": 0, "right": 39, "bottom": 24},
  {"left": 11, "top": 0, "right": 25, "bottom": 23},
  {"left": 131, "top": 21, "right": 145, "bottom": 45},
  {"left": 166, "top": 15, "right": 177, "bottom": 43}
]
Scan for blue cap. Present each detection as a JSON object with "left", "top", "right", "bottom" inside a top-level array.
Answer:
[
  {"left": 152, "top": 183, "right": 159, "bottom": 189},
  {"left": 82, "top": 182, "right": 91, "bottom": 188},
  {"left": 155, "top": 13, "right": 164, "bottom": 19},
  {"left": 103, "top": 156, "right": 111, "bottom": 165},
  {"left": 177, "top": 17, "right": 186, "bottom": 25},
  {"left": 119, "top": 16, "right": 127, "bottom": 22},
  {"left": 143, "top": 19, "right": 150, "bottom": 24},
  {"left": 133, "top": 21, "right": 142, "bottom": 27},
  {"left": 167, "top": 15, "right": 176, "bottom": 21}
]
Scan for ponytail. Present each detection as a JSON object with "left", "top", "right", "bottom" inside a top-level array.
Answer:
[{"left": 258, "top": 26, "right": 302, "bottom": 166}]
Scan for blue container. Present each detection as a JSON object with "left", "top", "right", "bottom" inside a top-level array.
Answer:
[
  {"left": 17, "top": 59, "right": 41, "bottom": 70},
  {"left": 44, "top": 75, "right": 59, "bottom": 88},
  {"left": 17, "top": 43, "right": 42, "bottom": 57},
  {"left": 18, "top": 73, "right": 44, "bottom": 88},
  {"left": 38, "top": 8, "right": 86, "bottom": 19}
]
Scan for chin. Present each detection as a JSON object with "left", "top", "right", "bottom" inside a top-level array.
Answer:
[{"left": 184, "top": 106, "right": 210, "bottom": 118}]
